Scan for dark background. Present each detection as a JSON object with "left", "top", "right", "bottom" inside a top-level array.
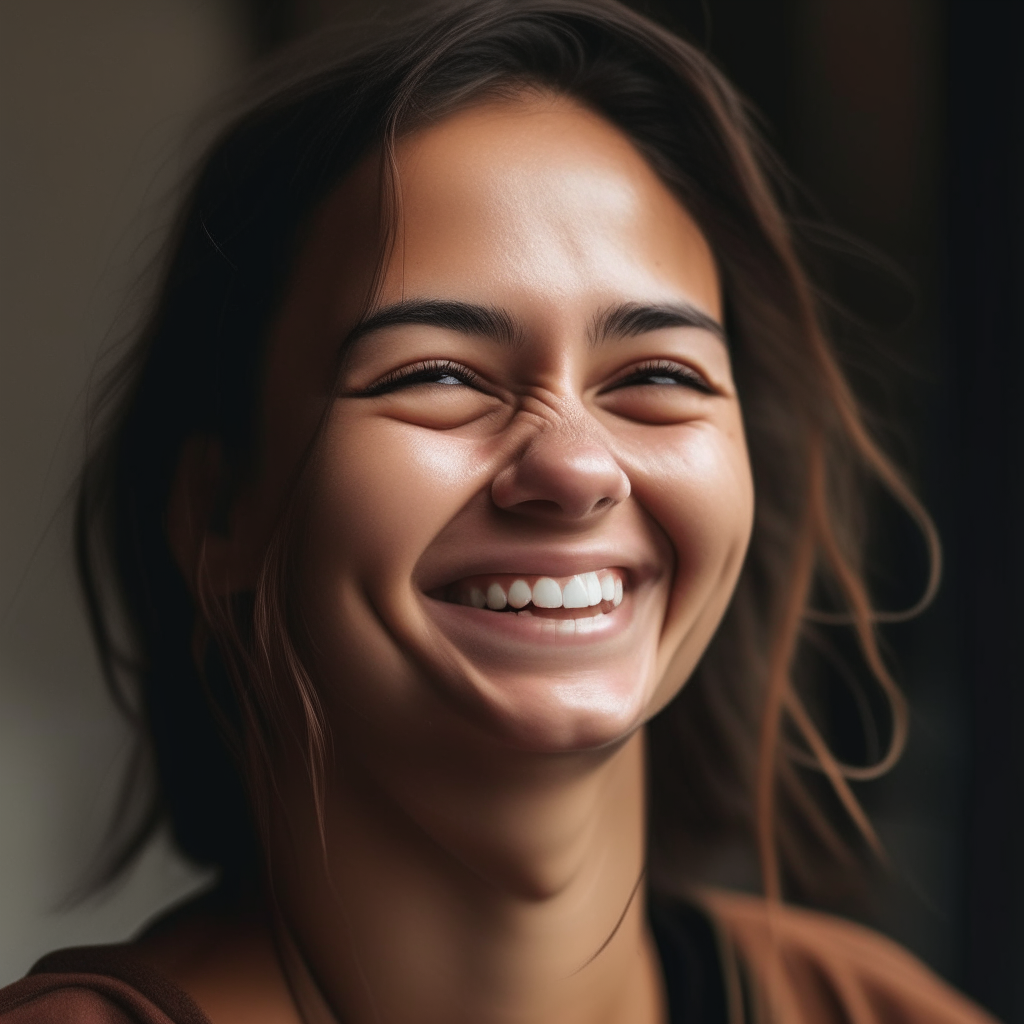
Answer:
[
  {"left": 640, "top": 2, "right": 1023, "bottom": 1018},
  {"left": 638, "top": 3, "right": 1024, "bottom": 1018},
  {"left": 1, "top": 0, "right": 1020, "bottom": 1018}
]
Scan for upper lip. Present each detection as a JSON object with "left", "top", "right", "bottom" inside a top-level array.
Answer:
[{"left": 414, "top": 544, "right": 660, "bottom": 594}]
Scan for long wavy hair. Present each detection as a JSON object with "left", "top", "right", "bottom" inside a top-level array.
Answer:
[{"left": 75, "top": 0, "right": 938, "bottom": 906}]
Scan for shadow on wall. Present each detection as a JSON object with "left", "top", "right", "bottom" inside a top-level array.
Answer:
[{"left": 0, "top": 0, "right": 247, "bottom": 985}]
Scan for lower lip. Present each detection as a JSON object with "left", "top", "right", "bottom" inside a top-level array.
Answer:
[{"left": 421, "top": 593, "right": 631, "bottom": 649}]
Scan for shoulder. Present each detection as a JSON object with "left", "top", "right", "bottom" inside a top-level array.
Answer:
[
  {"left": 696, "top": 888, "right": 999, "bottom": 1024},
  {"left": 0, "top": 946, "right": 211, "bottom": 1024}
]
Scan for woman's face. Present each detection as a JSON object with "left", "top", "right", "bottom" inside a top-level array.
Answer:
[{"left": 252, "top": 93, "right": 753, "bottom": 759}]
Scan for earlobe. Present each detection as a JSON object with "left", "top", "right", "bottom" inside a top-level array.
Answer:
[{"left": 167, "top": 436, "right": 259, "bottom": 595}]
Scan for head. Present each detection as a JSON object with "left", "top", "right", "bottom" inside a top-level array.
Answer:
[{"left": 77, "top": 0, "right": 936, "bottom": 901}]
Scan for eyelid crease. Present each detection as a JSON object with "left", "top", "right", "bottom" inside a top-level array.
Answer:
[
  {"left": 356, "top": 358, "right": 481, "bottom": 396},
  {"left": 604, "top": 358, "right": 717, "bottom": 395}
]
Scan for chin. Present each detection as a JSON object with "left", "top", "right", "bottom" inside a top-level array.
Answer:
[
  {"left": 405, "top": 585, "right": 667, "bottom": 754},
  {"left": 428, "top": 650, "right": 662, "bottom": 755}
]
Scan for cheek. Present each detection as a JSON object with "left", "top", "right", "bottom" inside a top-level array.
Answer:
[
  {"left": 632, "top": 419, "right": 752, "bottom": 552},
  {"left": 626, "top": 420, "right": 753, "bottom": 674},
  {"left": 295, "top": 409, "right": 492, "bottom": 718},
  {"left": 300, "top": 409, "right": 487, "bottom": 598}
]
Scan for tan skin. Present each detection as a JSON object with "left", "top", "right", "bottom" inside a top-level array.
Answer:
[{"left": 152, "top": 93, "right": 754, "bottom": 1024}]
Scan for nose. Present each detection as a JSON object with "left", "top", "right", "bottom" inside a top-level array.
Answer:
[{"left": 491, "top": 413, "right": 631, "bottom": 521}]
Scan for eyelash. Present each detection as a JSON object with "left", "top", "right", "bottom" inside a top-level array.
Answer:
[
  {"left": 361, "top": 360, "right": 480, "bottom": 395},
  {"left": 361, "top": 358, "right": 713, "bottom": 396},
  {"left": 606, "top": 360, "right": 715, "bottom": 394}
]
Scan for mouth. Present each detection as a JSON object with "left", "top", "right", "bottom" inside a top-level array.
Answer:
[
  {"left": 416, "top": 560, "right": 656, "bottom": 748},
  {"left": 431, "top": 569, "right": 624, "bottom": 623}
]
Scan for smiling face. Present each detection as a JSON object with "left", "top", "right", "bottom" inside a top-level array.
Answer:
[{"left": 249, "top": 93, "right": 754, "bottom": 763}]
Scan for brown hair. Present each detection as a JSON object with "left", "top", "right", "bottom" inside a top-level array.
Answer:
[{"left": 76, "top": 0, "right": 939, "bottom": 904}]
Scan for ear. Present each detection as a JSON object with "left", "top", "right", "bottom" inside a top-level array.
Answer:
[{"left": 167, "top": 435, "right": 261, "bottom": 595}]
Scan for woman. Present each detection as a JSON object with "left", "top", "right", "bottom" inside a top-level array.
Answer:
[{"left": 0, "top": 1, "right": 997, "bottom": 1022}]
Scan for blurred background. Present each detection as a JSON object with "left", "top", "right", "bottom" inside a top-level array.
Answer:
[{"left": 1, "top": 0, "right": 1021, "bottom": 1019}]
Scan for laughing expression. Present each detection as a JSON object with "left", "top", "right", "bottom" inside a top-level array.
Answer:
[{"left": 249, "top": 93, "right": 754, "bottom": 760}]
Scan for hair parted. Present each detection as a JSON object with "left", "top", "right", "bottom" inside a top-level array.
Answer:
[{"left": 75, "top": 0, "right": 939, "bottom": 904}]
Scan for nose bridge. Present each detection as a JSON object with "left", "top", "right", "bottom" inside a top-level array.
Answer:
[{"left": 491, "top": 394, "right": 631, "bottom": 520}]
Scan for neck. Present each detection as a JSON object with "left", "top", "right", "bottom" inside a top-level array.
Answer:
[{"left": 269, "top": 729, "right": 664, "bottom": 1024}]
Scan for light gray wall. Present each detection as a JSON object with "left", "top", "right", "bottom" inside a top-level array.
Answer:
[{"left": 0, "top": 0, "right": 246, "bottom": 985}]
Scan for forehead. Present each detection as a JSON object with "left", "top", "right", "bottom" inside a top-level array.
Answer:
[
  {"left": 264, "top": 94, "right": 721, "bottom": 409},
  {"left": 385, "top": 93, "right": 720, "bottom": 316},
  {"left": 288, "top": 93, "right": 720, "bottom": 335}
]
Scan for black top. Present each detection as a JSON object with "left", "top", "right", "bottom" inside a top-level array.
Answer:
[{"left": 649, "top": 896, "right": 731, "bottom": 1024}]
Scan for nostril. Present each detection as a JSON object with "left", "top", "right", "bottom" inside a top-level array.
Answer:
[
  {"left": 490, "top": 433, "right": 630, "bottom": 519},
  {"left": 513, "top": 498, "right": 565, "bottom": 518}
]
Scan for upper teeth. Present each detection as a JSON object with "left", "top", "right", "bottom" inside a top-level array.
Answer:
[{"left": 463, "top": 572, "right": 623, "bottom": 611}]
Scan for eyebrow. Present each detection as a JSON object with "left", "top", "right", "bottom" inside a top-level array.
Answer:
[
  {"left": 343, "top": 297, "right": 725, "bottom": 350},
  {"left": 592, "top": 301, "right": 726, "bottom": 346},
  {"left": 344, "top": 299, "right": 524, "bottom": 349}
]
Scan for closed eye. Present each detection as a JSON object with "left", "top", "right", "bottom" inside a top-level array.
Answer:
[
  {"left": 604, "top": 360, "right": 716, "bottom": 395},
  {"left": 359, "top": 359, "right": 481, "bottom": 396}
]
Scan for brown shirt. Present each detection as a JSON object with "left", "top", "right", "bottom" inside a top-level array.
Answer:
[
  {"left": 0, "top": 945, "right": 209, "bottom": 1024},
  {"left": 698, "top": 889, "right": 1001, "bottom": 1024},
  {"left": 0, "top": 892, "right": 1001, "bottom": 1024}
]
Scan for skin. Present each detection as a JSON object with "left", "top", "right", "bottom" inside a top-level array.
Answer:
[{"left": 155, "top": 92, "right": 754, "bottom": 1024}]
